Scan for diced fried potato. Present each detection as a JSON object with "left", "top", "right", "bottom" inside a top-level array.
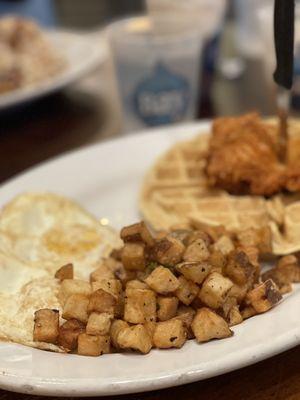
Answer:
[
  {"left": 33, "top": 309, "right": 59, "bottom": 344},
  {"left": 88, "top": 289, "right": 116, "bottom": 314},
  {"left": 145, "top": 266, "right": 179, "bottom": 294},
  {"left": 176, "top": 261, "right": 211, "bottom": 284},
  {"left": 238, "top": 245, "right": 260, "bottom": 282},
  {"left": 153, "top": 319, "right": 186, "bottom": 349},
  {"left": 110, "top": 319, "right": 129, "bottom": 349},
  {"left": 77, "top": 334, "right": 110, "bottom": 356},
  {"left": 62, "top": 294, "right": 89, "bottom": 323},
  {"left": 227, "top": 305, "right": 243, "bottom": 326},
  {"left": 113, "top": 264, "right": 137, "bottom": 286},
  {"left": 169, "top": 229, "right": 192, "bottom": 245},
  {"left": 124, "top": 287, "right": 156, "bottom": 323},
  {"left": 189, "top": 221, "right": 227, "bottom": 242},
  {"left": 175, "top": 305, "right": 196, "bottom": 328},
  {"left": 59, "top": 279, "right": 91, "bottom": 305},
  {"left": 120, "top": 222, "right": 154, "bottom": 246},
  {"left": 122, "top": 242, "right": 145, "bottom": 271},
  {"left": 175, "top": 276, "right": 199, "bottom": 305},
  {"left": 55, "top": 263, "right": 73, "bottom": 281},
  {"left": 86, "top": 312, "right": 113, "bottom": 335},
  {"left": 209, "top": 249, "right": 227, "bottom": 273},
  {"left": 144, "top": 321, "right": 156, "bottom": 338},
  {"left": 277, "top": 255, "right": 300, "bottom": 282},
  {"left": 222, "top": 296, "right": 237, "bottom": 318},
  {"left": 187, "top": 230, "right": 213, "bottom": 247},
  {"left": 174, "top": 305, "right": 196, "bottom": 339},
  {"left": 117, "top": 324, "right": 152, "bottom": 354},
  {"left": 241, "top": 305, "right": 257, "bottom": 319},
  {"left": 262, "top": 268, "right": 292, "bottom": 294},
  {"left": 91, "top": 279, "right": 122, "bottom": 298},
  {"left": 213, "top": 235, "right": 234, "bottom": 255},
  {"left": 110, "top": 248, "right": 123, "bottom": 261},
  {"left": 57, "top": 319, "right": 85, "bottom": 350},
  {"left": 237, "top": 226, "right": 272, "bottom": 254},
  {"left": 228, "top": 283, "right": 248, "bottom": 304},
  {"left": 246, "top": 279, "right": 282, "bottom": 313},
  {"left": 152, "top": 237, "right": 185, "bottom": 266},
  {"left": 90, "top": 262, "right": 115, "bottom": 282},
  {"left": 198, "top": 272, "right": 233, "bottom": 309},
  {"left": 224, "top": 250, "right": 255, "bottom": 286},
  {"left": 183, "top": 239, "right": 210, "bottom": 262},
  {"left": 157, "top": 296, "right": 178, "bottom": 321},
  {"left": 191, "top": 307, "right": 232, "bottom": 342},
  {"left": 126, "top": 280, "right": 148, "bottom": 290}
]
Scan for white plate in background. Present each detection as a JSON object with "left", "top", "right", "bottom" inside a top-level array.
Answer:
[
  {"left": 0, "top": 30, "right": 107, "bottom": 110},
  {"left": 0, "top": 122, "right": 299, "bottom": 396}
]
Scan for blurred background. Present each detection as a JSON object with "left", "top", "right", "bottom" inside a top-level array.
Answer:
[{"left": 0, "top": 0, "right": 299, "bottom": 182}]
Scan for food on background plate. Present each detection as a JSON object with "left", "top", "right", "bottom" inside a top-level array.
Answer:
[
  {"left": 33, "top": 220, "right": 299, "bottom": 357},
  {"left": 0, "top": 192, "right": 120, "bottom": 350},
  {"left": 140, "top": 113, "right": 300, "bottom": 255},
  {"left": 0, "top": 16, "right": 66, "bottom": 94}
]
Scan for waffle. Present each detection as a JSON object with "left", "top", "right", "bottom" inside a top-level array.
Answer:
[
  {"left": 140, "top": 119, "right": 300, "bottom": 255},
  {"left": 140, "top": 131, "right": 270, "bottom": 232}
]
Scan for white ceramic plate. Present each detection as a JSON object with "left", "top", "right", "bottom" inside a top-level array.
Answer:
[
  {"left": 0, "top": 122, "right": 299, "bottom": 397},
  {"left": 0, "top": 30, "right": 107, "bottom": 109}
]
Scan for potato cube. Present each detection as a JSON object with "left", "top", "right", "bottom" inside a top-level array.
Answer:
[
  {"left": 153, "top": 319, "right": 186, "bottom": 349},
  {"left": 241, "top": 305, "right": 257, "bottom": 319},
  {"left": 175, "top": 276, "right": 199, "bottom": 305},
  {"left": 90, "top": 263, "right": 115, "bottom": 282},
  {"left": 187, "top": 230, "right": 213, "bottom": 247},
  {"left": 59, "top": 279, "right": 91, "bottom": 305},
  {"left": 88, "top": 289, "right": 117, "bottom": 314},
  {"left": 191, "top": 308, "right": 232, "bottom": 342},
  {"left": 176, "top": 261, "right": 211, "bottom": 284},
  {"left": 62, "top": 294, "right": 89, "bottom": 323},
  {"left": 237, "top": 226, "right": 272, "bottom": 254},
  {"left": 198, "top": 272, "right": 233, "bottom": 309},
  {"left": 169, "top": 229, "right": 192, "bottom": 245},
  {"left": 246, "top": 279, "right": 282, "bottom": 313},
  {"left": 175, "top": 305, "right": 196, "bottom": 328},
  {"left": 122, "top": 242, "right": 145, "bottom": 271},
  {"left": 57, "top": 319, "right": 85, "bottom": 350},
  {"left": 262, "top": 268, "right": 292, "bottom": 294},
  {"left": 33, "top": 309, "right": 59, "bottom": 344},
  {"left": 228, "top": 306, "right": 243, "bottom": 326},
  {"left": 213, "top": 235, "right": 234, "bottom": 255},
  {"left": 120, "top": 221, "right": 154, "bottom": 246},
  {"left": 144, "top": 321, "right": 156, "bottom": 338},
  {"left": 157, "top": 296, "right": 178, "bottom": 321},
  {"left": 77, "top": 333, "right": 110, "bottom": 356},
  {"left": 91, "top": 279, "right": 122, "bottom": 298},
  {"left": 86, "top": 312, "right": 113, "bottom": 335},
  {"left": 117, "top": 324, "right": 152, "bottom": 354},
  {"left": 145, "top": 266, "right": 179, "bottom": 294},
  {"left": 124, "top": 288, "right": 156, "bottom": 323},
  {"left": 183, "top": 239, "right": 210, "bottom": 262},
  {"left": 228, "top": 284, "right": 248, "bottom": 304},
  {"left": 55, "top": 263, "right": 73, "bottom": 281},
  {"left": 126, "top": 280, "right": 148, "bottom": 290},
  {"left": 110, "top": 319, "right": 129, "bottom": 349},
  {"left": 175, "top": 306, "right": 196, "bottom": 339},
  {"left": 113, "top": 264, "right": 137, "bottom": 286},
  {"left": 209, "top": 249, "right": 227, "bottom": 273},
  {"left": 152, "top": 237, "right": 185, "bottom": 266},
  {"left": 224, "top": 250, "right": 255, "bottom": 286},
  {"left": 277, "top": 255, "right": 300, "bottom": 282}
]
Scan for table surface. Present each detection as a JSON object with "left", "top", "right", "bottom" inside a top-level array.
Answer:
[{"left": 1, "top": 32, "right": 299, "bottom": 400}]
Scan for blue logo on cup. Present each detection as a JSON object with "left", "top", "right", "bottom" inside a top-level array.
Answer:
[{"left": 132, "top": 63, "right": 190, "bottom": 126}]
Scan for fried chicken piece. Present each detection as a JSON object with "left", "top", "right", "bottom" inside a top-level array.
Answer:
[{"left": 206, "top": 113, "right": 300, "bottom": 196}]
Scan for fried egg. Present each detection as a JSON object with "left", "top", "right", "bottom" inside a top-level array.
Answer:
[
  {"left": 0, "top": 192, "right": 121, "bottom": 280},
  {"left": 0, "top": 192, "right": 121, "bottom": 350}
]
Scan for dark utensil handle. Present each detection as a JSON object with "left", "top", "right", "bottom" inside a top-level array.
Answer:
[{"left": 273, "top": 0, "right": 295, "bottom": 89}]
